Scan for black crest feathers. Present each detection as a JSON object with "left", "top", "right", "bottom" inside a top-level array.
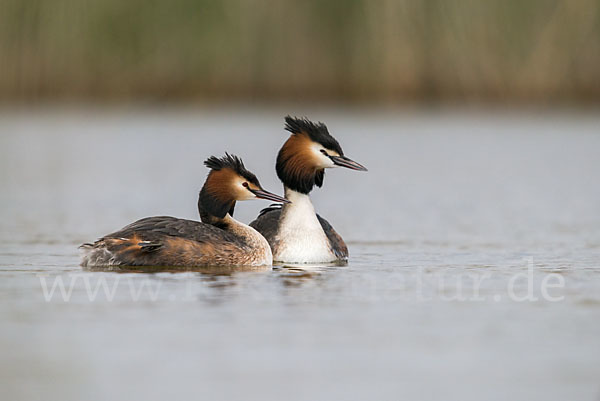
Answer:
[
  {"left": 284, "top": 116, "right": 344, "bottom": 156},
  {"left": 203, "top": 153, "right": 260, "bottom": 186}
]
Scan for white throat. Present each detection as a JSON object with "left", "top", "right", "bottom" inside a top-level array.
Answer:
[{"left": 273, "top": 188, "right": 336, "bottom": 263}]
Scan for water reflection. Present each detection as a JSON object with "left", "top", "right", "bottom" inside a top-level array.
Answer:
[
  {"left": 273, "top": 263, "right": 347, "bottom": 288},
  {"left": 78, "top": 263, "right": 341, "bottom": 303},
  {"left": 275, "top": 267, "right": 320, "bottom": 287},
  {"left": 83, "top": 264, "right": 272, "bottom": 274}
]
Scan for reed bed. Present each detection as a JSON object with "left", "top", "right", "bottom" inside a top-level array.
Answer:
[{"left": 1, "top": 0, "right": 599, "bottom": 103}]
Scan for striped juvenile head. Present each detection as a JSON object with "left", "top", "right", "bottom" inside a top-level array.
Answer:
[{"left": 276, "top": 116, "right": 367, "bottom": 194}]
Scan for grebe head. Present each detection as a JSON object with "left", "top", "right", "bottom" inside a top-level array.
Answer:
[
  {"left": 276, "top": 116, "right": 367, "bottom": 194},
  {"left": 200, "top": 153, "right": 289, "bottom": 219}
]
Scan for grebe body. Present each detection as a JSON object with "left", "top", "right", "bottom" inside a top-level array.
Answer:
[{"left": 80, "top": 154, "right": 288, "bottom": 268}]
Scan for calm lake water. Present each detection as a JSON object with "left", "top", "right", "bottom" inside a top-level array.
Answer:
[{"left": 1, "top": 108, "right": 599, "bottom": 401}]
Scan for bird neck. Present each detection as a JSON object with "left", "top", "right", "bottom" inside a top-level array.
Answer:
[
  {"left": 221, "top": 214, "right": 254, "bottom": 239},
  {"left": 272, "top": 186, "right": 334, "bottom": 263},
  {"left": 198, "top": 190, "right": 236, "bottom": 226},
  {"left": 279, "top": 187, "right": 321, "bottom": 230},
  {"left": 283, "top": 187, "right": 316, "bottom": 212}
]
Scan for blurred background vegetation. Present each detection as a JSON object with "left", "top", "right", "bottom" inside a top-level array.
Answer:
[{"left": 1, "top": 0, "right": 599, "bottom": 104}]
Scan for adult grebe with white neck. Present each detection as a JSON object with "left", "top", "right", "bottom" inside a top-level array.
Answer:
[{"left": 250, "top": 117, "right": 367, "bottom": 264}]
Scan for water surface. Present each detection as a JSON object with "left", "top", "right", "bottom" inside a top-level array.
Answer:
[{"left": 1, "top": 108, "right": 599, "bottom": 401}]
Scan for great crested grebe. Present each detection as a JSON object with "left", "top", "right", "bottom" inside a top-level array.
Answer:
[
  {"left": 80, "top": 154, "right": 289, "bottom": 268},
  {"left": 249, "top": 116, "right": 367, "bottom": 264}
]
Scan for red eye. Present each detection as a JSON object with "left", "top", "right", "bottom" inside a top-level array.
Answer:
[{"left": 242, "top": 182, "right": 249, "bottom": 188}]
